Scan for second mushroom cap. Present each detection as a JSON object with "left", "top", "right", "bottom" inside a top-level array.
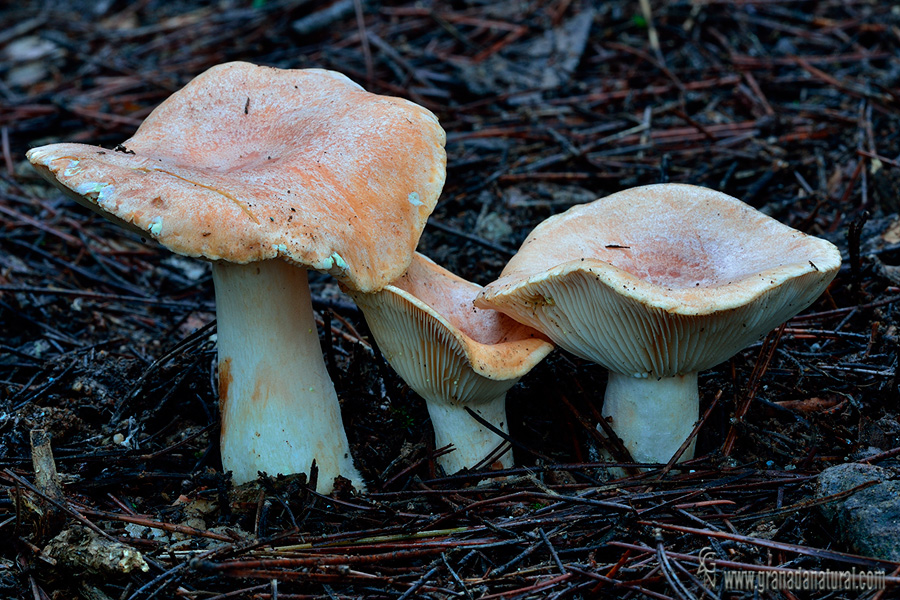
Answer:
[
  {"left": 348, "top": 253, "right": 553, "bottom": 474},
  {"left": 476, "top": 183, "right": 841, "bottom": 379},
  {"left": 475, "top": 184, "right": 841, "bottom": 465}
]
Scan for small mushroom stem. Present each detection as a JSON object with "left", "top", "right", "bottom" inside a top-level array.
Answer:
[
  {"left": 212, "top": 260, "right": 363, "bottom": 491},
  {"left": 425, "top": 394, "right": 513, "bottom": 474},
  {"left": 600, "top": 372, "right": 699, "bottom": 465}
]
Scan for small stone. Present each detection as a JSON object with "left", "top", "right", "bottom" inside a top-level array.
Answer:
[{"left": 816, "top": 463, "right": 900, "bottom": 561}]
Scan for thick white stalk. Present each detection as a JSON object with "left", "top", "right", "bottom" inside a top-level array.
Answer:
[
  {"left": 601, "top": 372, "right": 698, "bottom": 465},
  {"left": 425, "top": 395, "right": 513, "bottom": 474},
  {"left": 212, "top": 260, "right": 363, "bottom": 491}
]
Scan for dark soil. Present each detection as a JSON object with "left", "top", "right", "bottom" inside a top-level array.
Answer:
[{"left": 1, "top": 1, "right": 899, "bottom": 598}]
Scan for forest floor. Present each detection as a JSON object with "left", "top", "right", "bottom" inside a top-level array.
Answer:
[{"left": 1, "top": 0, "right": 899, "bottom": 598}]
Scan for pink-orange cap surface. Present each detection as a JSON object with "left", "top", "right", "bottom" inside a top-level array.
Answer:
[
  {"left": 350, "top": 253, "right": 553, "bottom": 382},
  {"left": 27, "top": 61, "right": 447, "bottom": 292},
  {"left": 476, "top": 184, "right": 841, "bottom": 377}
]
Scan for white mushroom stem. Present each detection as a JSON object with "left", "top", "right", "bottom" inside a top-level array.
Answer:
[
  {"left": 212, "top": 260, "right": 363, "bottom": 491},
  {"left": 600, "top": 372, "right": 699, "bottom": 465},
  {"left": 424, "top": 394, "right": 512, "bottom": 474}
]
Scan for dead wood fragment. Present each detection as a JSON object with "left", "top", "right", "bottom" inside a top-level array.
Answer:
[
  {"left": 28, "top": 429, "right": 65, "bottom": 540},
  {"left": 42, "top": 524, "right": 149, "bottom": 576}
]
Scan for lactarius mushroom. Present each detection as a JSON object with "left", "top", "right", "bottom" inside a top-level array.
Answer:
[
  {"left": 476, "top": 184, "right": 841, "bottom": 465},
  {"left": 26, "top": 62, "right": 447, "bottom": 491},
  {"left": 347, "top": 253, "right": 553, "bottom": 474}
]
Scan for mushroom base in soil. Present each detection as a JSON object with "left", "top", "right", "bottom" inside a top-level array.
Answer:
[
  {"left": 425, "top": 393, "right": 513, "bottom": 474},
  {"left": 600, "top": 372, "right": 698, "bottom": 465},
  {"left": 213, "top": 260, "right": 363, "bottom": 491}
]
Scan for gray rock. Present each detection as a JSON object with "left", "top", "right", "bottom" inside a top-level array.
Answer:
[{"left": 816, "top": 463, "right": 900, "bottom": 561}]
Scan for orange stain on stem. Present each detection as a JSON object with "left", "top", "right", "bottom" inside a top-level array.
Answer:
[{"left": 218, "top": 357, "right": 233, "bottom": 425}]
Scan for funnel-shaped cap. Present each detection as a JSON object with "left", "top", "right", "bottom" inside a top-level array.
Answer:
[{"left": 476, "top": 184, "right": 841, "bottom": 378}]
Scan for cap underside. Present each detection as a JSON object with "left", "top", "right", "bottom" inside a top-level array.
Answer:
[
  {"left": 349, "top": 254, "right": 553, "bottom": 402},
  {"left": 476, "top": 184, "right": 841, "bottom": 376}
]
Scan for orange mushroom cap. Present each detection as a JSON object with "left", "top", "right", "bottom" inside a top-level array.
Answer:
[
  {"left": 476, "top": 184, "right": 842, "bottom": 378},
  {"left": 349, "top": 252, "right": 554, "bottom": 388},
  {"left": 27, "top": 62, "right": 447, "bottom": 292},
  {"left": 348, "top": 253, "right": 553, "bottom": 473}
]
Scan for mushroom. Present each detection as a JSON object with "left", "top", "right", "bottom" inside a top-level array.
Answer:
[
  {"left": 26, "top": 62, "right": 447, "bottom": 491},
  {"left": 475, "top": 184, "right": 841, "bottom": 466},
  {"left": 346, "top": 253, "right": 554, "bottom": 474}
]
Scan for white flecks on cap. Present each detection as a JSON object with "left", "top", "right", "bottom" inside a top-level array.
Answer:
[
  {"left": 63, "top": 160, "right": 82, "bottom": 177},
  {"left": 331, "top": 252, "right": 348, "bottom": 271},
  {"left": 74, "top": 181, "right": 108, "bottom": 197},
  {"left": 148, "top": 216, "right": 163, "bottom": 237},
  {"left": 97, "top": 184, "right": 116, "bottom": 205}
]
